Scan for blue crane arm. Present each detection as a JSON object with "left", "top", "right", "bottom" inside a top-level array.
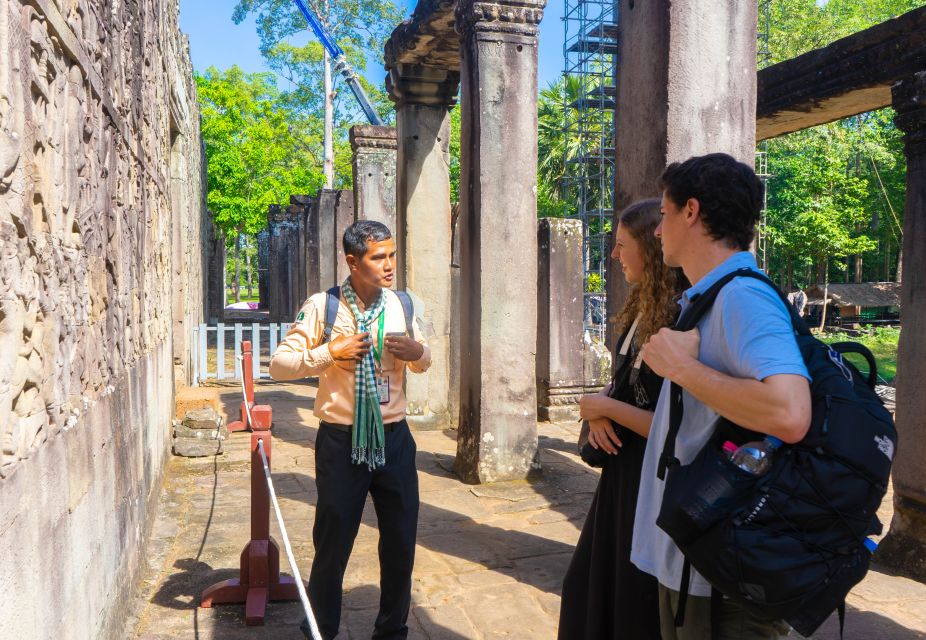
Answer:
[{"left": 292, "top": 0, "right": 385, "bottom": 126}]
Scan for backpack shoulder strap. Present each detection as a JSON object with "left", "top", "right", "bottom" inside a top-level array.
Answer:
[
  {"left": 323, "top": 286, "right": 340, "bottom": 344},
  {"left": 657, "top": 267, "right": 807, "bottom": 480},
  {"left": 394, "top": 290, "right": 416, "bottom": 339}
]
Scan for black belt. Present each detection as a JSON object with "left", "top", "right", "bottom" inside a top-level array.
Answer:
[{"left": 320, "top": 420, "right": 404, "bottom": 433}]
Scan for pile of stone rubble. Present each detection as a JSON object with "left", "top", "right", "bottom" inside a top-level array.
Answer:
[{"left": 172, "top": 408, "right": 227, "bottom": 457}]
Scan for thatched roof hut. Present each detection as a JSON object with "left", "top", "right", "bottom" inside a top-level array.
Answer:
[{"left": 805, "top": 282, "right": 901, "bottom": 309}]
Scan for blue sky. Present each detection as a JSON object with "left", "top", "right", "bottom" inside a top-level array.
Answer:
[{"left": 179, "top": 0, "right": 565, "bottom": 91}]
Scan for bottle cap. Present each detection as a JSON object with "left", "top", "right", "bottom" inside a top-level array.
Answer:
[
  {"left": 766, "top": 436, "right": 783, "bottom": 448},
  {"left": 863, "top": 538, "right": 878, "bottom": 553},
  {"left": 722, "top": 441, "right": 738, "bottom": 453}
]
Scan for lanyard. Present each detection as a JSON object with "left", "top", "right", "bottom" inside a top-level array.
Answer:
[{"left": 370, "top": 310, "right": 385, "bottom": 368}]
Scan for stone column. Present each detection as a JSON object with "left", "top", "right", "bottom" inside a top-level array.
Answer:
[
  {"left": 350, "top": 125, "right": 398, "bottom": 230},
  {"left": 334, "top": 189, "right": 354, "bottom": 284},
  {"left": 256, "top": 228, "right": 270, "bottom": 309},
  {"left": 453, "top": 0, "right": 546, "bottom": 483},
  {"left": 207, "top": 225, "right": 226, "bottom": 323},
  {"left": 290, "top": 195, "right": 315, "bottom": 302},
  {"left": 314, "top": 189, "right": 340, "bottom": 291},
  {"left": 537, "top": 218, "right": 585, "bottom": 421},
  {"left": 608, "top": 0, "right": 757, "bottom": 346},
  {"left": 878, "top": 71, "right": 926, "bottom": 581},
  {"left": 388, "top": 63, "right": 460, "bottom": 430},
  {"left": 267, "top": 204, "right": 304, "bottom": 323}
]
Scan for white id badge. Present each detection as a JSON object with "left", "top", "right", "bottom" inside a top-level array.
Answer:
[{"left": 376, "top": 376, "right": 390, "bottom": 405}]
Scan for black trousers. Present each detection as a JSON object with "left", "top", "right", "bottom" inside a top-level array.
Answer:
[{"left": 304, "top": 420, "right": 419, "bottom": 640}]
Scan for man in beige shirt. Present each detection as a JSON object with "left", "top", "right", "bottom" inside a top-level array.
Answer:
[{"left": 270, "top": 220, "right": 430, "bottom": 640}]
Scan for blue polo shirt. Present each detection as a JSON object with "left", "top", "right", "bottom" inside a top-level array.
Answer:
[{"left": 630, "top": 251, "right": 810, "bottom": 596}]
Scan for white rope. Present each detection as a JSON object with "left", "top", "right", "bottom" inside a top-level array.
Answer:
[
  {"left": 257, "top": 438, "right": 322, "bottom": 640},
  {"left": 237, "top": 355, "right": 255, "bottom": 428}
]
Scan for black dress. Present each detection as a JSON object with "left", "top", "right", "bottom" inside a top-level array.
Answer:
[{"left": 558, "top": 329, "right": 664, "bottom": 640}]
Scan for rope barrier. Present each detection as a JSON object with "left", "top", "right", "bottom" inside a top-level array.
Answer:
[
  {"left": 201, "top": 343, "right": 319, "bottom": 634},
  {"left": 256, "top": 438, "right": 322, "bottom": 640},
  {"left": 237, "top": 354, "right": 255, "bottom": 428}
]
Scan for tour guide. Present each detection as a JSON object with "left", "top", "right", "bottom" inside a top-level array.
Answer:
[{"left": 269, "top": 220, "right": 431, "bottom": 640}]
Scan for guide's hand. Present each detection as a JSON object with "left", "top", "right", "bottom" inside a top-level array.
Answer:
[
  {"left": 329, "top": 332, "right": 371, "bottom": 361},
  {"left": 587, "top": 418, "right": 622, "bottom": 455},
  {"left": 641, "top": 327, "right": 700, "bottom": 380},
  {"left": 384, "top": 335, "right": 424, "bottom": 362}
]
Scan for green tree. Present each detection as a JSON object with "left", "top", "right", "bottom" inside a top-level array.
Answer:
[
  {"left": 197, "top": 65, "right": 324, "bottom": 301},
  {"left": 761, "top": 0, "right": 918, "bottom": 289},
  {"left": 233, "top": 0, "right": 402, "bottom": 187}
]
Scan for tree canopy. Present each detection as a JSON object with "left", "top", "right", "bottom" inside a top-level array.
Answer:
[{"left": 196, "top": 65, "right": 324, "bottom": 237}]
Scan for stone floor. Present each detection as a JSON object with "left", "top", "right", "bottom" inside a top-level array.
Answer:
[{"left": 126, "top": 380, "right": 926, "bottom": 639}]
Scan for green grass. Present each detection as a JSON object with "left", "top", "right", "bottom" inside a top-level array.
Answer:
[
  {"left": 225, "top": 289, "right": 260, "bottom": 303},
  {"left": 819, "top": 326, "right": 900, "bottom": 384}
]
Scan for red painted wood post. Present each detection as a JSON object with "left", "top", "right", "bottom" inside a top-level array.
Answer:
[
  {"left": 200, "top": 341, "right": 304, "bottom": 625},
  {"left": 228, "top": 340, "right": 255, "bottom": 432}
]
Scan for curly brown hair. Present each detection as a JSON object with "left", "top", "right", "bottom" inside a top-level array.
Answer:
[{"left": 614, "top": 199, "right": 688, "bottom": 346}]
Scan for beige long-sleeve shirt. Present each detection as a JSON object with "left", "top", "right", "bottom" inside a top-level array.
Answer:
[{"left": 269, "top": 289, "right": 431, "bottom": 424}]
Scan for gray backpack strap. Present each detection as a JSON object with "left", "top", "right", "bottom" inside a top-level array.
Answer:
[
  {"left": 323, "top": 286, "right": 340, "bottom": 344},
  {"left": 394, "top": 290, "right": 415, "bottom": 339}
]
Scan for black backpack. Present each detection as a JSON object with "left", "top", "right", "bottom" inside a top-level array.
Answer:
[
  {"left": 655, "top": 268, "right": 896, "bottom": 638},
  {"left": 321, "top": 286, "right": 415, "bottom": 343}
]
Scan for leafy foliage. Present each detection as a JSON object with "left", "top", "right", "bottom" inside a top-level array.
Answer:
[
  {"left": 232, "top": 0, "right": 402, "bottom": 185},
  {"left": 196, "top": 65, "right": 324, "bottom": 237}
]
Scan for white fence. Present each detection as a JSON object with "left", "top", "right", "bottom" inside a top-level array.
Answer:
[{"left": 192, "top": 323, "right": 292, "bottom": 386}]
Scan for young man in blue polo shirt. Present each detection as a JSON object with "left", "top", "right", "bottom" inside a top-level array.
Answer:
[{"left": 634, "top": 153, "right": 813, "bottom": 639}]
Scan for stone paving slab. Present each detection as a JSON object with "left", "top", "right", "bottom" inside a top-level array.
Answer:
[{"left": 126, "top": 380, "right": 926, "bottom": 639}]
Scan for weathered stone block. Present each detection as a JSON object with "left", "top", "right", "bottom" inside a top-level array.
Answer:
[
  {"left": 172, "top": 436, "right": 224, "bottom": 458},
  {"left": 181, "top": 408, "right": 224, "bottom": 431},
  {"left": 172, "top": 419, "right": 228, "bottom": 441}
]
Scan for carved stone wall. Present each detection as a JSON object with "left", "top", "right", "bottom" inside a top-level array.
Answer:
[{"left": 0, "top": 0, "right": 206, "bottom": 637}]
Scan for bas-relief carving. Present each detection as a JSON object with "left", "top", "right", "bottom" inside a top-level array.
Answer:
[{"left": 0, "top": 0, "right": 206, "bottom": 477}]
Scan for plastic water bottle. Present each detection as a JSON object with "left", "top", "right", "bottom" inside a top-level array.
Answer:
[
  {"left": 864, "top": 538, "right": 878, "bottom": 554},
  {"left": 729, "top": 436, "right": 783, "bottom": 476}
]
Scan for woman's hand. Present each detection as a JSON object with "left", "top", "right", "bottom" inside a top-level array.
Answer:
[
  {"left": 587, "top": 417, "right": 622, "bottom": 455},
  {"left": 579, "top": 392, "right": 609, "bottom": 421}
]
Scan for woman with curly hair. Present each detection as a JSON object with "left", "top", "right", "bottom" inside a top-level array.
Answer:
[{"left": 558, "top": 198, "right": 687, "bottom": 640}]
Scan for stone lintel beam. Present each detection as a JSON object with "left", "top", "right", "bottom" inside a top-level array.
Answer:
[
  {"left": 385, "top": 0, "right": 460, "bottom": 71},
  {"left": 757, "top": 6, "right": 926, "bottom": 141},
  {"left": 387, "top": 64, "right": 461, "bottom": 109},
  {"left": 878, "top": 71, "right": 926, "bottom": 582},
  {"left": 349, "top": 125, "right": 399, "bottom": 153}
]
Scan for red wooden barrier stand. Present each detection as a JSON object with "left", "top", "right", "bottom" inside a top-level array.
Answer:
[
  {"left": 200, "top": 340, "right": 304, "bottom": 625},
  {"left": 227, "top": 340, "right": 257, "bottom": 433}
]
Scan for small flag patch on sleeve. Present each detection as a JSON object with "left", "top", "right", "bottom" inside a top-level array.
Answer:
[{"left": 296, "top": 311, "right": 305, "bottom": 322}]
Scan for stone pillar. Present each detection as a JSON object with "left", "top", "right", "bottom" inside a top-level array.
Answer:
[
  {"left": 608, "top": 0, "right": 757, "bottom": 346},
  {"left": 878, "top": 71, "right": 926, "bottom": 581},
  {"left": 256, "top": 228, "right": 270, "bottom": 309},
  {"left": 388, "top": 63, "right": 460, "bottom": 430},
  {"left": 267, "top": 204, "right": 304, "bottom": 323},
  {"left": 334, "top": 189, "right": 354, "bottom": 284},
  {"left": 537, "top": 218, "right": 585, "bottom": 421},
  {"left": 206, "top": 225, "right": 226, "bottom": 323},
  {"left": 314, "top": 189, "right": 336, "bottom": 291},
  {"left": 290, "top": 195, "right": 315, "bottom": 302},
  {"left": 350, "top": 125, "right": 398, "bottom": 230},
  {"left": 453, "top": 0, "right": 546, "bottom": 483}
]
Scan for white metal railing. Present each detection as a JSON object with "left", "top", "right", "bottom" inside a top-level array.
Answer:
[{"left": 192, "top": 323, "right": 292, "bottom": 386}]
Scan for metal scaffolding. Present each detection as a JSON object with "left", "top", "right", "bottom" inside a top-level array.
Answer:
[
  {"left": 756, "top": 0, "right": 773, "bottom": 271},
  {"left": 563, "top": 0, "right": 617, "bottom": 340}
]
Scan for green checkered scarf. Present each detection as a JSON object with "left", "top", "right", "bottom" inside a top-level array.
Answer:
[{"left": 342, "top": 278, "right": 387, "bottom": 469}]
